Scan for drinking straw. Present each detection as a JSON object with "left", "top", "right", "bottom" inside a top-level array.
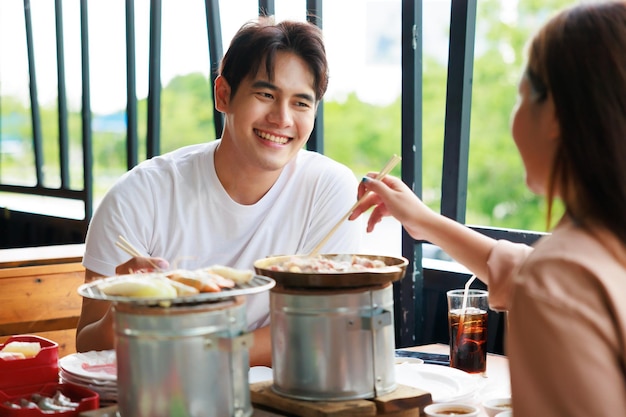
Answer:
[
  {"left": 456, "top": 274, "right": 478, "bottom": 345},
  {"left": 461, "top": 274, "right": 477, "bottom": 313}
]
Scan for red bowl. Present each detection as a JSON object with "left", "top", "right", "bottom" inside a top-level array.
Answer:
[{"left": 0, "top": 335, "right": 58, "bottom": 392}]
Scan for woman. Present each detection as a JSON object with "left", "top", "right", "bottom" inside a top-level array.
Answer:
[{"left": 350, "top": 2, "right": 626, "bottom": 416}]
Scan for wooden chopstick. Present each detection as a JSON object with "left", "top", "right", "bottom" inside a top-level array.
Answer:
[
  {"left": 115, "top": 235, "right": 163, "bottom": 271},
  {"left": 115, "top": 235, "right": 143, "bottom": 257},
  {"left": 308, "top": 154, "right": 402, "bottom": 257}
]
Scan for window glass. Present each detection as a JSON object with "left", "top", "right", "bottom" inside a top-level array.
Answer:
[
  {"left": 323, "top": 0, "right": 402, "bottom": 177},
  {"left": 0, "top": 0, "right": 50, "bottom": 188},
  {"left": 466, "top": 0, "right": 571, "bottom": 231}
]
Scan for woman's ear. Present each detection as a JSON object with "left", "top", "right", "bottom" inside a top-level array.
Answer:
[{"left": 214, "top": 75, "right": 231, "bottom": 113}]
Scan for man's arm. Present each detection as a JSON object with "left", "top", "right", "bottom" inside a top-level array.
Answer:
[
  {"left": 250, "top": 325, "right": 272, "bottom": 367},
  {"left": 75, "top": 268, "right": 115, "bottom": 352},
  {"left": 75, "top": 257, "right": 169, "bottom": 352}
]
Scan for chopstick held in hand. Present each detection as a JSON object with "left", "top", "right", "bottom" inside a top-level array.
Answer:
[
  {"left": 308, "top": 155, "right": 401, "bottom": 257},
  {"left": 115, "top": 235, "right": 163, "bottom": 271}
]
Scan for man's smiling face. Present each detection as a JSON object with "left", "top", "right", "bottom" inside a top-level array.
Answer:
[{"left": 217, "top": 50, "right": 318, "bottom": 173}]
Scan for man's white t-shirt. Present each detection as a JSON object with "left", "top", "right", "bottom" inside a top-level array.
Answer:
[{"left": 83, "top": 140, "right": 363, "bottom": 329}]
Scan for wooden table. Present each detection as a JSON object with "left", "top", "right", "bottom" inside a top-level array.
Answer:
[
  {"left": 252, "top": 344, "right": 510, "bottom": 417},
  {"left": 403, "top": 344, "right": 510, "bottom": 417},
  {"left": 78, "top": 344, "right": 511, "bottom": 416}
]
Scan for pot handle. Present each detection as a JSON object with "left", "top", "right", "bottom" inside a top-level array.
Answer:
[{"left": 360, "top": 309, "right": 393, "bottom": 330}]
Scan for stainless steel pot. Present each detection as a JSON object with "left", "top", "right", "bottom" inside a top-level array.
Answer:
[
  {"left": 78, "top": 274, "right": 276, "bottom": 417},
  {"left": 78, "top": 275, "right": 275, "bottom": 417},
  {"left": 114, "top": 297, "right": 252, "bottom": 417},
  {"left": 270, "top": 284, "right": 397, "bottom": 401}
]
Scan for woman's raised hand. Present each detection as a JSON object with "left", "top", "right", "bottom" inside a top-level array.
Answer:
[{"left": 349, "top": 174, "right": 436, "bottom": 240}]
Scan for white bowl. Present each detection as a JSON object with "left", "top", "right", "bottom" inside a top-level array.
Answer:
[
  {"left": 482, "top": 397, "right": 513, "bottom": 417},
  {"left": 495, "top": 412, "right": 513, "bottom": 417},
  {"left": 424, "top": 403, "right": 480, "bottom": 417}
]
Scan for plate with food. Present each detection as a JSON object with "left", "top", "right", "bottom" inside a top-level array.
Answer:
[
  {"left": 254, "top": 254, "right": 408, "bottom": 289},
  {"left": 78, "top": 265, "right": 275, "bottom": 306}
]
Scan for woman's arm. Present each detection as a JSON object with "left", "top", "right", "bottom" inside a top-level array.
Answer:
[{"left": 350, "top": 175, "right": 497, "bottom": 283}]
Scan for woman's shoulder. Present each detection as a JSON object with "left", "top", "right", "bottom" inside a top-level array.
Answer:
[
  {"left": 533, "top": 220, "right": 625, "bottom": 265},
  {"left": 524, "top": 220, "right": 626, "bottom": 295}
]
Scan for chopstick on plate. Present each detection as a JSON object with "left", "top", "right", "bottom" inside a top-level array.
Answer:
[
  {"left": 308, "top": 154, "right": 402, "bottom": 257},
  {"left": 115, "top": 235, "right": 163, "bottom": 271}
]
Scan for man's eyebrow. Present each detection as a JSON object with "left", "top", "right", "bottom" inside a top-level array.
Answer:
[
  {"left": 252, "top": 80, "right": 277, "bottom": 91},
  {"left": 251, "top": 80, "right": 316, "bottom": 103}
]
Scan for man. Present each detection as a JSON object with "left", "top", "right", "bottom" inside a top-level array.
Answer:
[{"left": 76, "top": 17, "right": 362, "bottom": 366}]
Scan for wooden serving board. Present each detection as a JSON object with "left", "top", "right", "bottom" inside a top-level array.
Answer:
[{"left": 250, "top": 381, "right": 432, "bottom": 417}]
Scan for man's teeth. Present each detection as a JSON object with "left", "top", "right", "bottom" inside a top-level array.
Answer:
[{"left": 256, "top": 130, "right": 289, "bottom": 144}]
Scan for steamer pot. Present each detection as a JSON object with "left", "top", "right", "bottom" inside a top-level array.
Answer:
[
  {"left": 114, "top": 297, "right": 251, "bottom": 417},
  {"left": 78, "top": 275, "right": 275, "bottom": 417},
  {"left": 254, "top": 254, "right": 408, "bottom": 401},
  {"left": 270, "top": 283, "right": 398, "bottom": 401}
]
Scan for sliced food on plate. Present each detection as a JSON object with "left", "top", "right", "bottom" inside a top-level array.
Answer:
[
  {"left": 97, "top": 273, "right": 179, "bottom": 298},
  {"left": 96, "top": 266, "right": 255, "bottom": 299},
  {"left": 167, "top": 269, "right": 234, "bottom": 292},
  {"left": 203, "top": 265, "right": 255, "bottom": 285}
]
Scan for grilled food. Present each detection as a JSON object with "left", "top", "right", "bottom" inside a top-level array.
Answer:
[{"left": 96, "top": 266, "right": 253, "bottom": 299}]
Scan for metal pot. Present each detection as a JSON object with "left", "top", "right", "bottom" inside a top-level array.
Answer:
[
  {"left": 114, "top": 297, "right": 251, "bottom": 417},
  {"left": 270, "top": 284, "right": 397, "bottom": 401},
  {"left": 78, "top": 274, "right": 276, "bottom": 417}
]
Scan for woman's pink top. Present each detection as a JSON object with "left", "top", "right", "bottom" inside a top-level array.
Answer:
[{"left": 486, "top": 217, "right": 626, "bottom": 417}]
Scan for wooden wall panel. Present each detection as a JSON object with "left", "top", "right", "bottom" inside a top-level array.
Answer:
[{"left": 0, "top": 262, "right": 85, "bottom": 357}]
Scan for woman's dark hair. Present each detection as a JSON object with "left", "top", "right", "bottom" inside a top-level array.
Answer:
[
  {"left": 218, "top": 17, "right": 328, "bottom": 101},
  {"left": 525, "top": 1, "right": 626, "bottom": 244}
]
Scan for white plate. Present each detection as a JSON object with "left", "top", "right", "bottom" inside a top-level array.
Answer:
[
  {"left": 60, "top": 370, "right": 117, "bottom": 387},
  {"left": 249, "top": 366, "right": 273, "bottom": 383},
  {"left": 394, "top": 363, "right": 480, "bottom": 403},
  {"left": 59, "top": 350, "right": 117, "bottom": 382}
]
